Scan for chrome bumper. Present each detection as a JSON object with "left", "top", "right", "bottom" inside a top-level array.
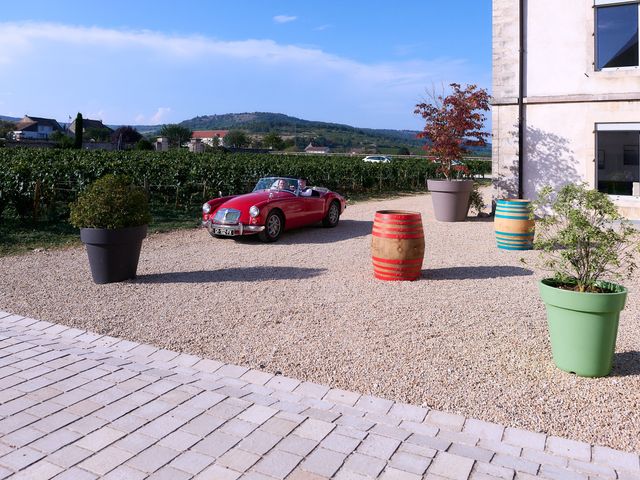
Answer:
[{"left": 202, "top": 221, "right": 265, "bottom": 235}]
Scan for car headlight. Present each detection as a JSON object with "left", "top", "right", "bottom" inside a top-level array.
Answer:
[
  {"left": 202, "top": 203, "right": 211, "bottom": 214},
  {"left": 249, "top": 206, "right": 260, "bottom": 218}
]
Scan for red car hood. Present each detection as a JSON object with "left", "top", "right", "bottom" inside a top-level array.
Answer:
[{"left": 218, "top": 190, "right": 290, "bottom": 210}]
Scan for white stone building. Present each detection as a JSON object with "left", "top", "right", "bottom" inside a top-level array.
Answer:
[{"left": 492, "top": 0, "right": 640, "bottom": 218}]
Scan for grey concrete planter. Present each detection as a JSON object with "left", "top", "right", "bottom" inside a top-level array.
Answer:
[
  {"left": 80, "top": 225, "right": 147, "bottom": 284},
  {"left": 427, "top": 179, "right": 473, "bottom": 222}
]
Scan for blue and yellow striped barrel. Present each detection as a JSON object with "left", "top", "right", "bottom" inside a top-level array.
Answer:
[{"left": 495, "top": 199, "right": 534, "bottom": 250}]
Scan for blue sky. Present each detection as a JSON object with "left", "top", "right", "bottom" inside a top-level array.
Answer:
[{"left": 0, "top": 1, "right": 491, "bottom": 130}]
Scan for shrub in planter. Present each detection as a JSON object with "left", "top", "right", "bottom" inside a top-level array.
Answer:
[
  {"left": 70, "top": 174, "right": 151, "bottom": 284},
  {"left": 531, "top": 183, "right": 640, "bottom": 377},
  {"left": 414, "top": 83, "right": 490, "bottom": 222}
]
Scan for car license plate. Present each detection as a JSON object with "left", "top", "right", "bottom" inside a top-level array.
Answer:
[{"left": 214, "top": 227, "right": 236, "bottom": 236}]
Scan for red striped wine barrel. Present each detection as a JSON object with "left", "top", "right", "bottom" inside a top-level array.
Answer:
[
  {"left": 494, "top": 199, "right": 535, "bottom": 250},
  {"left": 371, "top": 210, "right": 425, "bottom": 281}
]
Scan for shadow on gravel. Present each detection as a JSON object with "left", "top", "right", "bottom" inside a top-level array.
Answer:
[
  {"left": 215, "top": 220, "right": 373, "bottom": 245},
  {"left": 612, "top": 351, "right": 640, "bottom": 377},
  {"left": 277, "top": 220, "right": 374, "bottom": 245},
  {"left": 424, "top": 265, "right": 534, "bottom": 280},
  {"left": 134, "top": 266, "right": 327, "bottom": 284}
]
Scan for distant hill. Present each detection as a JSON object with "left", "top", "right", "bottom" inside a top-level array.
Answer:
[
  {"left": 0, "top": 115, "right": 20, "bottom": 122},
  {"left": 178, "top": 112, "right": 424, "bottom": 152}
]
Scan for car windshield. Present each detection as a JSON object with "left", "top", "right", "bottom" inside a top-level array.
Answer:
[{"left": 253, "top": 177, "right": 298, "bottom": 193}]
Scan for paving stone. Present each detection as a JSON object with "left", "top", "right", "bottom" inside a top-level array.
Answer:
[
  {"left": 113, "top": 432, "right": 157, "bottom": 454},
  {"left": 425, "top": 411, "right": 466, "bottom": 432},
  {"left": 192, "top": 430, "right": 242, "bottom": 458},
  {"left": 0, "top": 446, "right": 45, "bottom": 471},
  {"left": 388, "top": 403, "right": 428, "bottom": 423},
  {"left": 335, "top": 415, "right": 375, "bottom": 432},
  {"left": 240, "top": 369, "right": 275, "bottom": 385},
  {"left": 110, "top": 414, "right": 149, "bottom": 434},
  {"left": 147, "top": 466, "right": 192, "bottom": 480},
  {"left": 503, "top": 427, "right": 547, "bottom": 451},
  {"left": 52, "top": 467, "right": 98, "bottom": 480},
  {"left": 324, "top": 388, "right": 361, "bottom": 406},
  {"left": 294, "top": 418, "right": 336, "bottom": 441},
  {"left": 389, "top": 451, "right": 432, "bottom": 475},
  {"left": 74, "top": 425, "right": 126, "bottom": 451},
  {"left": 463, "top": 419, "right": 505, "bottom": 442},
  {"left": 370, "top": 423, "right": 412, "bottom": 441},
  {"left": 260, "top": 417, "right": 300, "bottom": 436},
  {"left": 358, "top": 433, "right": 401, "bottom": 460},
  {"left": 406, "top": 433, "right": 451, "bottom": 452},
  {"left": 195, "top": 464, "right": 242, "bottom": 479},
  {"left": 398, "top": 420, "right": 439, "bottom": 437},
  {"left": 521, "top": 448, "right": 568, "bottom": 468},
  {"left": 354, "top": 395, "right": 394, "bottom": 415},
  {"left": 102, "top": 465, "right": 148, "bottom": 480},
  {"left": 78, "top": 446, "right": 134, "bottom": 475},
  {"left": 169, "top": 450, "right": 215, "bottom": 475},
  {"left": 304, "top": 407, "right": 341, "bottom": 423},
  {"left": 157, "top": 429, "right": 201, "bottom": 451},
  {"left": 29, "top": 427, "right": 82, "bottom": 453},
  {"left": 216, "top": 364, "right": 249, "bottom": 378},
  {"left": 46, "top": 444, "right": 93, "bottom": 469},
  {"left": 265, "top": 375, "right": 301, "bottom": 392},
  {"left": 592, "top": 445, "right": 640, "bottom": 472},
  {"left": 343, "top": 452, "right": 387, "bottom": 476},
  {"left": 321, "top": 432, "right": 362, "bottom": 454},
  {"left": 428, "top": 451, "right": 476, "bottom": 480},
  {"left": 180, "top": 413, "right": 225, "bottom": 437},
  {"left": 568, "top": 459, "right": 617, "bottom": 478},
  {"left": 491, "top": 453, "right": 539, "bottom": 475},
  {"left": 294, "top": 381, "right": 331, "bottom": 399},
  {"left": 546, "top": 436, "right": 591, "bottom": 462},
  {"left": 8, "top": 459, "right": 63, "bottom": 479},
  {"left": 380, "top": 467, "right": 423, "bottom": 480},
  {"left": 238, "top": 428, "right": 282, "bottom": 455},
  {"left": 448, "top": 443, "right": 495, "bottom": 463},
  {"left": 472, "top": 461, "right": 515, "bottom": 480},
  {"left": 398, "top": 442, "right": 438, "bottom": 458},
  {"left": 126, "top": 444, "right": 180, "bottom": 473},
  {"left": 477, "top": 439, "right": 522, "bottom": 457},
  {"left": 277, "top": 434, "right": 319, "bottom": 456},
  {"left": 539, "top": 464, "right": 588, "bottom": 480},
  {"left": 253, "top": 449, "right": 303, "bottom": 478},
  {"left": 288, "top": 469, "right": 331, "bottom": 480},
  {"left": 237, "top": 404, "right": 278, "bottom": 425},
  {"left": 2, "top": 426, "right": 47, "bottom": 447},
  {"left": 301, "top": 447, "right": 347, "bottom": 477}
]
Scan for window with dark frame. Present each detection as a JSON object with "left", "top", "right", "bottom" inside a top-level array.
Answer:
[
  {"left": 595, "top": 2, "right": 639, "bottom": 70},
  {"left": 596, "top": 128, "right": 640, "bottom": 196}
]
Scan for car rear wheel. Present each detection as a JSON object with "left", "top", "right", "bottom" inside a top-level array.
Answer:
[
  {"left": 322, "top": 201, "right": 341, "bottom": 228},
  {"left": 258, "top": 211, "right": 284, "bottom": 242}
]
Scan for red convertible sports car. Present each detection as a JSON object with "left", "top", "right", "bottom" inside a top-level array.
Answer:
[{"left": 202, "top": 177, "right": 347, "bottom": 242}]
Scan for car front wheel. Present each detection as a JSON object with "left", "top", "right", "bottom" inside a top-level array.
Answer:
[
  {"left": 258, "top": 211, "right": 284, "bottom": 242},
  {"left": 322, "top": 201, "right": 341, "bottom": 227}
]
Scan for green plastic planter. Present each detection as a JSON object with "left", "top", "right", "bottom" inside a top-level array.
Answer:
[{"left": 538, "top": 279, "right": 627, "bottom": 377}]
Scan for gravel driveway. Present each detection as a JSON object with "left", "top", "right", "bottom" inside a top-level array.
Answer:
[{"left": 1, "top": 193, "right": 639, "bottom": 452}]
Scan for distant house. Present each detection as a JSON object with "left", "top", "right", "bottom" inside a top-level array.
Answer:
[
  {"left": 68, "top": 118, "right": 113, "bottom": 139},
  {"left": 191, "top": 130, "right": 228, "bottom": 147},
  {"left": 304, "top": 143, "right": 330, "bottom": 154},
  {"left": 13, "top": 115, "right": 63, "bottom": 140}
]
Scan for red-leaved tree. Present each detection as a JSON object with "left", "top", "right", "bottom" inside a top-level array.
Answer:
[{"left": 414, "top": 83, "right": 490, "bottom": 180}]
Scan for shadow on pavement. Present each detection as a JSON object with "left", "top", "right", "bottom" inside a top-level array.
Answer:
[{"left": 134, "top": 266, "right": 327, "bottom": 284}]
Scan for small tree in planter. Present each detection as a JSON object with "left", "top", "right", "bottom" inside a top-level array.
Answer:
[
  {"left": 414, "top": 83, "right": 490, "bottom": 221},
  {"left": 532, "top": 183, "right": 640, "bottom": 377},
  {"left": 70, "top": 175, "right": 151, "bottom": 284}
]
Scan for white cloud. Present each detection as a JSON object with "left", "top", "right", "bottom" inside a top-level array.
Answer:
[
  {"left": 273, "top": 15, "right": 297, "bottom": 24},
  {"left": 314, "top": 24, "right": 331, "bottom": 31},
  {"left": 0, "top": 21, "right": 484, "bottom": 129}
]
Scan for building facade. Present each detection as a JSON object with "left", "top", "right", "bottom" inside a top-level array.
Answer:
[{"left": 492, "top": 0, "right": 640, "bottom": 218}]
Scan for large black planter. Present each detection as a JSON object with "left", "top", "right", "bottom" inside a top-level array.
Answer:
[
  {"left": 427, "top": 179, "right": 473, "bottom": 222},
  {"left": 80, "top": 225, "right": 147, "bottom": 284}
]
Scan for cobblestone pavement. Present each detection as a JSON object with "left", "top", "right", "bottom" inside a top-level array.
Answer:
[{"left": 0, "top": 311, "right": 637, "bottom": 480}]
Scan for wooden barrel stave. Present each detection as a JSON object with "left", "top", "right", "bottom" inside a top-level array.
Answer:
[
  {"left": 371, "top": 210, "right": 425, "bottom": 281},
  {"left": 495, "top": 199, "right": 535, "bottom": 250}
]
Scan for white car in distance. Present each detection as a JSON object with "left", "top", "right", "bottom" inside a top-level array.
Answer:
[{"left": 362, "top": 155, "right": 392, "bottom": 163}]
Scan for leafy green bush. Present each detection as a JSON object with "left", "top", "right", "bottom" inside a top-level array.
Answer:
[
  {"left": 531, "top": 183, "right": 640, "bottom": 292},
  {"left": 69, "top": 174, "right": 151, "bottom": 229}
]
